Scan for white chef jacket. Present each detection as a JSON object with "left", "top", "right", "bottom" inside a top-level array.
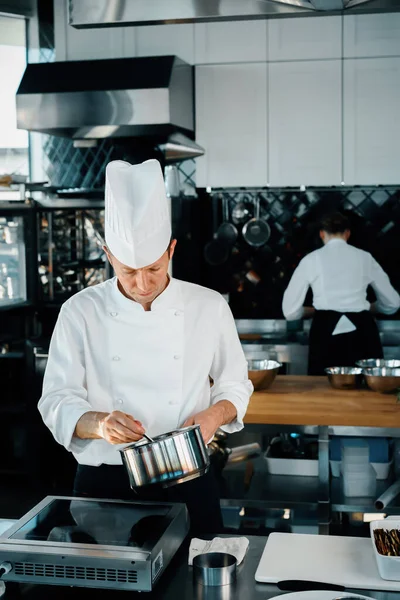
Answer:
[
  {"left": 38, "top": 277, "right": 253, "bottom": 466},
  {"left": 282, "top": 239, "right": 400, "bottom": 321}
]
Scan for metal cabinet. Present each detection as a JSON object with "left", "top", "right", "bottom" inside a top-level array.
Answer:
[
  {"left": 195, "top": 63, "right": 268, "bottom": 188},
  {"left": 343, "top": 57, "right": 400, "bottom": 185},
  {"left": 268, "top": 60, "right": 342, "bottom": 187},
  {"left": 36, "top": 198, "right": 110, "bottom": 305},
  {"left": 0, "top": 202, "right": 36, "bottom": 309}
]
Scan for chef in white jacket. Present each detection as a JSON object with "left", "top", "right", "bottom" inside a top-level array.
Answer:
[
  {"left": 39, "top": 159, "right": 253, "bottom": 534},
  {"left": 282, "top": 212, "right": 400, "bottom": 375}
]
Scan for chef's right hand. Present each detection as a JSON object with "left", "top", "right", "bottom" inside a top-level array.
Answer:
[{"left": 99, "top": 411, "right": 145, "bottom": 444}]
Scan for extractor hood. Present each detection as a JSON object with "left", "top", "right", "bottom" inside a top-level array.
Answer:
[
  {"left": 16, "top": 56, "right": 194, "bottom": 140},
  {"left": 69, "top": 0, "right": 400, "bottom": 27}
]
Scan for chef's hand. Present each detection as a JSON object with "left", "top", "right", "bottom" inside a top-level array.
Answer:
[
  {"left": 182, "top": 401, "right": 235, "bottom": 444},
  {"left": 99, "top": 411, "right": 146, "bottom": 445}
]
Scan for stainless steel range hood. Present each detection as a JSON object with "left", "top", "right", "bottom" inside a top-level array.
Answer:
[
  {"left": 69, "top": 0, "right": 400, "bottom": 27},
  {"left": 16, "top": 56, "right": 194, "bottom": 140}
]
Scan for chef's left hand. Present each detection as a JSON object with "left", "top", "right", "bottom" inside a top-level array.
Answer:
[{"left": 182, "top": 405, "right": 224, "bottom": 444}]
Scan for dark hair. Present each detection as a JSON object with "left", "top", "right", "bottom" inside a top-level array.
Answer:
[{"left": 320, "top": 212, "right": 350, "bottom": 234}]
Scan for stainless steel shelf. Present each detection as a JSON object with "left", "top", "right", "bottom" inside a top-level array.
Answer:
[
  {"left": 224, "top": 457, "right": 319, "bottom": 509},
  {"left": 331, "top": 477, "right": 400, "bottom": 513},
  {"left": 0, "top": 352, "right": 24, "bottom": 359}
]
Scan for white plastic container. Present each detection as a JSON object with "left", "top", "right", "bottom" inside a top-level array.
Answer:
[
  {"left": 330, "top": 459, "right": 392, "bottom": 480},
  {"left": 370, "top": 517, "right": 400, "bottom": 581},
  {"left": 342, "top": 464, "right": 377, "bottom": 497},
  {"left": 264, "top": 447, "right": 318, "bottom": 477},
  {"left": 341, "top": 445, "right": 377, "bottom": 497}
]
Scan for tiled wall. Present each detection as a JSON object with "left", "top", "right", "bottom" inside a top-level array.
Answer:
[{"left": 194, "top": 187, "right": 400, "bottom": 319}]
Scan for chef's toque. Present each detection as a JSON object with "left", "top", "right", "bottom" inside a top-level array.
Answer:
[{"left": 105, "top": 159, "right": 171, "bottom": 269}]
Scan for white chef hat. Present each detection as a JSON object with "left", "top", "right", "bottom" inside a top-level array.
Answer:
[{"left": 105, "top": 159, "right": 171, "bottom": 269}]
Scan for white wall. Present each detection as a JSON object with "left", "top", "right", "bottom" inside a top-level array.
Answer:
[{"left": 53, "top": 1, "right": 400, "bottom": 186}]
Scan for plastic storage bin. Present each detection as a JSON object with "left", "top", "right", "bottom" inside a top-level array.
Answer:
[
  {"left": 264, "top": 446, "right": 318, "bottom": 477},
  {"left": 341, "top": 445, "right": 377, "bottom": 497},
  {"left": 370, "top": 517, "right": 400, "bottom": 581},
  {"left": 330, "top": 437, "right": 391, "bottom": 480},
  {"left": 330, "top": 459, "right": 392, "bottom": 480}
]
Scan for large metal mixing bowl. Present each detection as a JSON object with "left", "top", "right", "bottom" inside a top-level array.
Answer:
[
  {"left": 247, "top": 359, "right": 281, "bottom": 390},
  {"left": 363, "top": 367, "right": 400, "bottom": 393},
  {"left": 356, "top": 358, "right": 400, "bottom": 369},
  {"left": 325, "top": 367, "right": 363, "bottom": 390}
]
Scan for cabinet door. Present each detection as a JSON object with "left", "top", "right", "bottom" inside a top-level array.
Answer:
[
  {"left": 344, "top": 13, "right": 400, "bottom": 58},
  {"left": 195, "top": 20, "right": 267, "bottom": 64},
  {"left": 195, "top": 64, "right": 268, "bottom": 188},
  {"left": 135, "top": 23, "right": 195, "bottom": 64},
  {"left": 268, "top": 16, "right": 342, "bottom": 61},
  {"left": 268, "top": 60, "right": 342, "bottom": 187},
  {"left": 343, "top": 57, "right": 400, "bottom": 185},
  {"left": 54, "top": 0, "right": 123, "bottom": 60}
]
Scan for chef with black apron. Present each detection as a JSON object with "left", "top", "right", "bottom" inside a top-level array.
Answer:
[
  {"left": 282, "top": 212, "right": 400, "bottom": 375},
  {"left": 39, "top": 159, "right": 253, "bottom": 534}
]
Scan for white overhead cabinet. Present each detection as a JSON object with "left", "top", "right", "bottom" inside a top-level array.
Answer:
[
  {"left": 343, "top": 57, "right": 400, "bottom": 185},
  {"left": 194, "top": 20, "right": 268, "bottom": 64},
  {"left": 268, "top": 16, "right": 342, "bottom": 61},
  {"left": 54, "top": 0, "right": 124, "bottom": 60},
  {"left": 134, "top": 23, "right": 195, "bottom": 63},
  {"left": 195, "top": 63, "right": 268, "bottom": 188},
  {"left": 343, "top": 13, "right": 400, "bottom": 58},
  {"left": 268, "top": 60, "right": 342, "bottom": 187}
]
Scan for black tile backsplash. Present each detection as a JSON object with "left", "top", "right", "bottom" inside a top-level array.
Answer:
[{"left": 172, "top": 187, "right": 400, "bottom": 319}]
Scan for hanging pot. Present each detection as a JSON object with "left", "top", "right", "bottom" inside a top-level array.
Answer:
[
  {"left": 217, "top": 195, "right": 238, "bottom": 247},
  {"left": 231, "top": 195, "right": 253, "bottom": 226},
  {"left": 242, "top": 196, "right": 271, "bottom": 248}
]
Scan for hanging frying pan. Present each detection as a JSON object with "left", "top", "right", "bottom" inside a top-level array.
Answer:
[
  {"left": 204, "top": 195, "right": 229, "bottom": 266},
  {"left": 242, "top": 195, "right": 271, "bottom": 248},
  {"left": 217, "top": 195, "right": 238, "bottom": 246}
]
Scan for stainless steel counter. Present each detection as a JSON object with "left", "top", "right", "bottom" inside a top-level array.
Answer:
[
  {"left": 3, "top": 535, "right": 400, "bottom": 599},
  {"left": 236, "top": 319, "right": 400, "bottom": 375}
]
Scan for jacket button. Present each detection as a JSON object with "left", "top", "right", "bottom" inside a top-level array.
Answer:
[
  {"left": 110, "top": 311, "right": 118, "bottom": 317},
  {"left": 117, "top": 398, "right": 124, "bottom": 405},
  {"left": 174, "top": 354, "right": 181, "bottom": 360},
  {"left": 112, "top": 356, "right": 120, "bottom": 361}
]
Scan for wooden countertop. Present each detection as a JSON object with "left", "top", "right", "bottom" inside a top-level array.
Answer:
[{"left": 244, "top": 375, "right": 400, "bottom": 428}]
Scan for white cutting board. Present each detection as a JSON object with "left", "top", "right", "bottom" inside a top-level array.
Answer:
[{"left": 255, "top": 532, "right": 400, "bottom": 592}]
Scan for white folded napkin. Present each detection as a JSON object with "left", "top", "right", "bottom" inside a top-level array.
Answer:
[
  {"left": 188, "top": 537, "right": 250, "bottom": 566},
  {"left": 332, "top": 315, "right": 357, "bottom": 336}
]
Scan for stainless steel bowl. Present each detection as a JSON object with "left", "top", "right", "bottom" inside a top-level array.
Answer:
[
  {"left": 325, "top": 367, "right": 363, "bottom": 390},
  {"left": 120, "top": 425, "right": 209, "bottom": 489},
  {"left": 356, "top": 358, "right": 400, "bottom": 369},
  {"left": 247, "top": 359, "right": 282, "bottom": 390},
  {"left": 363, "top": 367, "right": 400, "bottom": 393}
]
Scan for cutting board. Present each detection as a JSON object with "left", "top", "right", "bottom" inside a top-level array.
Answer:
[{"left": 255, "top": 532, "right": 400, "bottom": 592}]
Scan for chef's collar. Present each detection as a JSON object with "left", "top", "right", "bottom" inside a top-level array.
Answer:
[
  {"left": 111, "top": 276, "right": 183, "bottom": 313},
  {"left": 325, "top": 238, "right": 347, "bottom": 245}
]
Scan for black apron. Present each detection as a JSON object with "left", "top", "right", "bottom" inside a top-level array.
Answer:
[
  {"left": 73, "top": 463, "right": 223, "bottom": 536},
  {"left": 308, "top": 310, "right": 383, "bottom": 376}
]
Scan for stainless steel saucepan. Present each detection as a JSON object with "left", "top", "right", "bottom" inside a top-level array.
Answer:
[{"left": 120, "top": 425, "right": 210, "bottom": 489}]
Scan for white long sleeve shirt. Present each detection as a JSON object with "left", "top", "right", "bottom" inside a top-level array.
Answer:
[
  {"left": 38, "top": 277, "right": 253, "bottom": 466},
  {"left": 282, "top": 239, "right": 400, "bottom": 321}
]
